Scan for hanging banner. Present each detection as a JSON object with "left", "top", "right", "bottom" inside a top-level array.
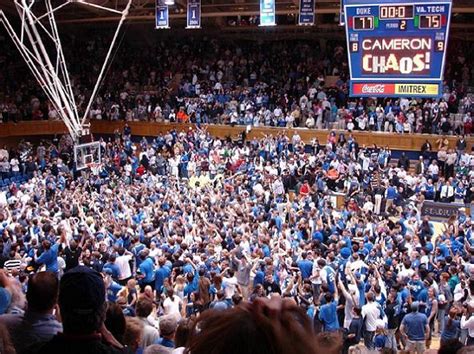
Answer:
[
  {"left": 186, "top": 0, "right": 201, "bottom": 29},
  {"left": 339, "top": 0, "right": 345, "bottom": 26},
  {"left": 299, "top": 0, "right": 315, "bottom": 25},
  {"left": 260, "top": 0, "right": 276, "bottom": 26},
  {"left": 156, "top": 0, "right": 169, "bottom": 29}
]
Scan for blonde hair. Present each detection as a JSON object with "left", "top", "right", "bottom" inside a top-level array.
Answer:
[{"left": 127, "top": 278, "right": 137, "bottom": 288}]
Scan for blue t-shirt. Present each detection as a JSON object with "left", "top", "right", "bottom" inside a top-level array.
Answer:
[
  {"left": 0, "top": 288, "right": 11, "bottom": 314},
  {"left": 155, "top": 266, "right": 171, "bottom": 294},
  {"left": 103, "top": 263, "right": 120, "bottom": 279},
  {"left": 254, "top": 270, "right": 265, "bottom": 287},
  {"left": 323, "top": 265, "right": 336, "bottom": 294},
  {"left": 297, "top": 260, "right": 313, "bottom": 280},
  {"left": 139, "top": 258, "right": 155, "bottom": 283},
  {"left": 319, "top": 301, "right": 339, "bottom": 331},
  {"left": 374, "top": 334, "right": 387, "bottom": 349},
  {"left": 107, "top": 281, "right": 123, "bottom": 303},
  {"left": 154, "top": 337, "right": 174, "bottom": 348},
  {"left": 402, "top": 312, "right": 428, "bottom": 341},
  {"left": 441, "top": 317, "right": 460, "bottom": 341},
  {"left": 210, "top": 300, "right": 231, "bottom": 311},
  {"left": 36, "top": 243, "right": 59, "bottom": 273},
  {"left": 409, "top": 280, "right": 424, "bottom": 300}
]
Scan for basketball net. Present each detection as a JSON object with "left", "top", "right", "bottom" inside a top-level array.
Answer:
[
  {"left": 0, "top": 0, "right": 131, "bottom": 142},
  {"left": 87, "top": 162, "right": 102, "bottom": 176}
]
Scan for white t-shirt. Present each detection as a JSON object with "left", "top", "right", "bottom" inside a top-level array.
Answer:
[
  {"left": 362, "top": 301, "right": 381, "bottom": 331},
  {"left": 163, "top": 296, "right": 182, "bottom": 319},
  {"left": 116, "top": 254, "right": 132, "bottom": 280},
  {"left": 223, "top": 276, "right": 238, "bottom": 299},
  {"left": 10, "top": 158, "right": 19, "bottom": 172}
]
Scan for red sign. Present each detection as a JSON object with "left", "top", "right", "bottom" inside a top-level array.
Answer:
[{"left": 352, "top": 83, "right": 395, "bottom": 95}]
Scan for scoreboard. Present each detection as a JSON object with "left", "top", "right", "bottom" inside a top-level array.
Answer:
[{"left": 344, "top": 0, "right": 452, "bottom": 98}]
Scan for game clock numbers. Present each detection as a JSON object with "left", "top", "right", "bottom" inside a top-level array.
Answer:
[{"left": 379, "top": 5, "right": 414, "bottom": 19}]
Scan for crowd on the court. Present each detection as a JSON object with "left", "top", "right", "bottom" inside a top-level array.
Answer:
[
  {"left": 1, "top": 37, "right": 474, "bottom": 135},
  {"left": 0, "top": 125, "right": 473, "bottom": 353}
]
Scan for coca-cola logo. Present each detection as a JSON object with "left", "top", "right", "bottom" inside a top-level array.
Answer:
[{"left": 361, "top": 84, "right": 386, "bottom": 94}]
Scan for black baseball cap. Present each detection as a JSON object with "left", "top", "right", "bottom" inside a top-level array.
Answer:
[{"left": 59, "top": 266, "right": 105, "bottom": 315}]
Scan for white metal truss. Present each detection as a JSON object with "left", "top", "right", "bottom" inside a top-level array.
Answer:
[{"left": 0, "top": 0, "right": 131, "bottom": 141}]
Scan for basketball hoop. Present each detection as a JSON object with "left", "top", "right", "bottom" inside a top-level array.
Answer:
[
  {"left": 74, "top": 141, "right": 102, "bottom": 170},
  {"left": 86, "top": 162, "right": 102, "bottom": 176},
  {"left": 0, "top": 0, "right": 131, "bottom": 141}
]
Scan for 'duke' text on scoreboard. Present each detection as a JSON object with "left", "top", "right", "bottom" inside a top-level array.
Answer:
[{"left": 344, "top": 0, "right": 452, "bottom": 98}]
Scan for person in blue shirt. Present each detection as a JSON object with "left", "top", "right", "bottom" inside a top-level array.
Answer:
[
  {"left": 297, "top": 252, "right": 313, "bottom": 280},
  {"left": 253, "top": 262, "right": 265, "bottom": 287},
  {"left": 35, "top": 239, "right": 60, "bottom": 273},
  {"left": 131, "top": 236, "right": 146, "bottom": 267},
  {"left": 0, "top": 270, "right": 12, "bottom": 315},
  {"left": 103, "top": 255, "right": 121, "bottom": 281},
  {"left": 209, "top": 290, "right": 231, "bottom": 311},
  {"left": 184, "top": 271, "right": 199, "bottom": 298},
  {"left": 154, "top": 314, "right": 177, "bottom": 348},
  {"left": 154, "top": 257, "right": 171, "bottom": 296},
  {"left": 385, "top": 183, "right": 398, "bottom": 213},
  {"left": 400, "top": 302, "right": 429, "bottom": 354},
  {"left": 104, "top": 269, "right": 123, "bottom": 303},
  {"left": 441, "top": 307, "right": 460, "bottom": 345},
  {"left": 374, "top": 329, "right": 387, "bottom": 350},
  {"left": 138, "top": 251, "right": 155, "bottom": 291},
  {"left": 318, "top": 292, "right": 339, "bottom": 332},
  {"left": 408, "top": 274, "right": 425, "bottom": 301}
]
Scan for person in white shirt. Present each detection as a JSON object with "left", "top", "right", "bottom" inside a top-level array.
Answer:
[
  {"left": 362, "top": 292, "right": 382, "bottom": 350},
  {"left": 310, "top": 259, "right": 322, "bottom": 299},
  {"left": 116, "top": 247, "right": 133, "bottom": 284},
  {"left": 461, "top": 301, "right": 474, "bottom": 340},
  {"left": 338, "top": 278, "right": 360, "bottom": 329},
  {"left": 136, "top": 298, "right": 160, "bottom": 347},
  {"left": 427, "top": 161, "right": 439, "bottom": 180},
  {"left": 163, "top": 287, "right": 183, "bottom": 321},
  {"left": 222, "top": 269, "right": 239, "bottom": 301},
  {"left": 362, "top": 196, "right": 374, "bottom": 213},
  {"left": 305, "top": 116, "right": 315, "bottom": 129},
  {"left": 440, "top": 180, "right": 455, "bottom": 202},
  {"left": 0, "top": 147, "right": 9, "bottom": 161},
  {"left": 273, "top": 107, "right": 282, "bottom": 119},
  {"left": 272, "top": 177, "right": 285, "bottom": 198}
]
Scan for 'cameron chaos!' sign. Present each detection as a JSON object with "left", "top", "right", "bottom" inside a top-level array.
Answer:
[
  {"left": 361, "top": 37, "right": 432, "bottom": 75},
  {"left": 344, "top": 0, "right": 452, "bottom": 98}
]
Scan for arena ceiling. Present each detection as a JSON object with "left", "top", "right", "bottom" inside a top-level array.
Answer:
[{"left": 1, "top": 0, "right": 474, "bottom": 36}]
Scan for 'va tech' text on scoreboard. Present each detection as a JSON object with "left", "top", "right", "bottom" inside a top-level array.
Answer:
[{"left": 344, "top": 0, "right": 452, "bottom": 98}]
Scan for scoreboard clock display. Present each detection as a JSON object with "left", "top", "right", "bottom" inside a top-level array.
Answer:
[{"left": 344, "top": 0, "right": 452, "bottom": 98}]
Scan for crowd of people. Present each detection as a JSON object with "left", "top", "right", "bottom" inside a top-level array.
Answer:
[
  {"left": 0, "top": 124, "right": 472, "bottom": 353},
  {"left": 1, "top": 35, "right": 474, "bottom": 135}
]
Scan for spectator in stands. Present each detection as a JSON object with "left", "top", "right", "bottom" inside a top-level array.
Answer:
[
  {"left": 0, "top": 272, "right": 61, "bottom": 353},
  {"left": 135, "top": 298, "right": 160, "bottom": 347},
  {"left": 155, "top": 314, "right": 177, "bottom": 349},
  {"left": 36, "top": 266, "right": 124, "bottom": 354}
]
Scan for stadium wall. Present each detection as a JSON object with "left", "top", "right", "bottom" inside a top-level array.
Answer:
[{"left": 0, "top": 120, "right": 472, "bottom": 152}]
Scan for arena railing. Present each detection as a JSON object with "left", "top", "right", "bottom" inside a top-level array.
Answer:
[{"left": 0, "top": 120, "right": 472, "bottom": 152}]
